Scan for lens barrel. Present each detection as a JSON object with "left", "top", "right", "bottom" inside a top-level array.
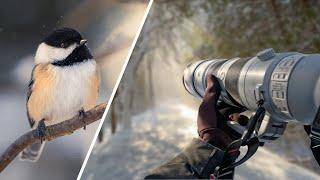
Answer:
[{"left": 183, "top": 49, "right": 320, "bottom": 125}]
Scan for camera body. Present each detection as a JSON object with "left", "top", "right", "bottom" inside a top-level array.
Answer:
[{"left": 183, "top": 48, "right": 320, "bottom": 142}]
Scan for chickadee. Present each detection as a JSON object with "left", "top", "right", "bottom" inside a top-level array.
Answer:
[{"left": 19, "top": 27, "right": 100, "bottom": 162}]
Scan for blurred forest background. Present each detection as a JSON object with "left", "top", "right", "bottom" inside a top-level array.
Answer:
[
  {"left": 83, "top": 1, "right": 320, "bottom": 180},
  {"left": 0, "top": 0, "right": 147, "bottom": 179}
]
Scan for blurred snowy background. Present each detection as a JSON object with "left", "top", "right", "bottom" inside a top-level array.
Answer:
[
  {"left": 82, "top": 1, "right": 320, "bottom": 179},
  {"left": 0, "top": 0, "right": 147, "bottom": 179}
]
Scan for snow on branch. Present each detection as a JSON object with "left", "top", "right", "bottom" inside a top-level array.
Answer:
[{"left": 0, "top": 103, "right": 106, "bottom": 172}]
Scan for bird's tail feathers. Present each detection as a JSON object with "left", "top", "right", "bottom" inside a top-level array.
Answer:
[{"left": 19, "top": 142, "right": 45, "bottom": 162}]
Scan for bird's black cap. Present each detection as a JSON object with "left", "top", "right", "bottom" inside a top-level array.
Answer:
[{"left": 43, "top": 27, "right": 83, "bottom": 48}]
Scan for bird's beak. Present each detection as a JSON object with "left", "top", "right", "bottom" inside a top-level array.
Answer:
[{"left": 80, "top": 39, "right": 87, "bottom": 45}]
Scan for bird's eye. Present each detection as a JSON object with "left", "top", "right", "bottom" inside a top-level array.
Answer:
[{"left": 60, "top": 43, "right": 65, "bottom": 48}]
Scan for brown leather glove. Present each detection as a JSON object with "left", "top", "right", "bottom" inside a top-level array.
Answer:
[{"left": 197, "top": 75, "right": 232, "bottom": 150}]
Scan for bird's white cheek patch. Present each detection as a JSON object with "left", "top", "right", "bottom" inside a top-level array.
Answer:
[
  {"left": 47, "top": 60, "right": 97, "bottom": 124},
  {"left": 35, "top": 43, "right": 76, "bottom": 64}
]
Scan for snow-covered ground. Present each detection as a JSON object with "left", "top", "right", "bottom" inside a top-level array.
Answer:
[{"left": 82, "top": 103, "right": 320, "bottom": 180}]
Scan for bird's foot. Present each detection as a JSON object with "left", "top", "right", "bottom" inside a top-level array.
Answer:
[
  {"left": 78, "top": 108, "right": 86, "bottom": 130},
  {"left": 37, "top": 119, "right": 46, "bottom": 143}
]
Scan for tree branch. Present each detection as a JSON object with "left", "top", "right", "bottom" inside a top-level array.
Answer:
[{"left": 0, "top": 103, "right": 106, "bottom": 172}]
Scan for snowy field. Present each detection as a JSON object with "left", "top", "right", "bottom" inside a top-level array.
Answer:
[{"left": 82, "top": 103, "right": 319, "bottom": 180}]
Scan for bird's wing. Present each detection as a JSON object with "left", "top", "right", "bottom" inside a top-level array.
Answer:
[
  {"left": 84, "top": 66, "right": 100, "bottom": 110},
  {"left": 26, "top": 64, "right": 56, "bottom": 128},
  {"left": 26, "top": 65, "right": 37, "bottom": 128}
]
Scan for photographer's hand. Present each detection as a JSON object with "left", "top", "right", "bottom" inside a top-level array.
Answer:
[{"left": 197, "top": 75, "right": 232, "bottom": 150}]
